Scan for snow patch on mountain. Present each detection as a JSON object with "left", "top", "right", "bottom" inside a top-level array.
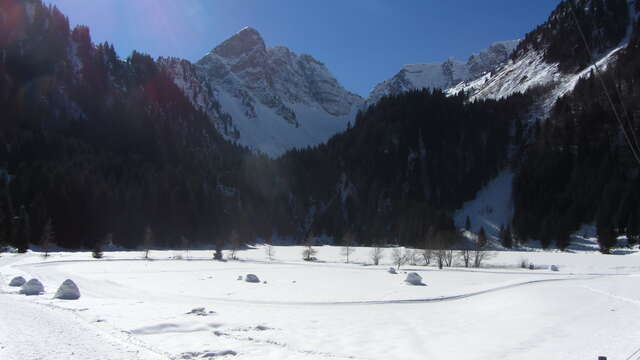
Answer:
[
  {"left": 367, "top": 40, "right": 519, "bottom": 106},
  {"left": 454, "top": 170, "right": 514, "bottom": 239}
]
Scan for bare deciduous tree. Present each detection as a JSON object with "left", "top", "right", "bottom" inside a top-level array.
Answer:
[
  {"left": 422, "top": 248, "right": 433, "bottom": 266},
  {"left": 341, "top": 232, "right": 355, "bottom": 263},
  {"left": 229, "top": 230, "right": 240, "bottom": 260},
  {"left": 265, "top": 243, "right": 275, "bottom": 261},
  {"left": 41, "top": 218, "right": 54, "bottom": 258},
  {"left": 370, "top": 244, "right": 384, "bottom": 265},
  {"left": 181, "top": 236, "right": 190, "bottom": 259},
  {"left": 473, "top": 227, "right": 491, "bottom": 268},
  {"left": 408, "top": 249, "right": 420, "bottom": 266},
  {"left": 143, "top": 226, "right": 153, "bottom": 259},
  {"left": 302, "top": 233, "right": 317, "bottom": 261},
  {"left": 391, "top": 248, "right": 410, "bottom": 270},
  {"left": 460, "top": 248, "right": 472, "bottom": 268},
  {"left": 444, "top": 248, "right": 455, "bottom": 267}
]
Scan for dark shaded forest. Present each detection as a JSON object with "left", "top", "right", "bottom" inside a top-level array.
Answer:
[{"left": 512, "top": 9, "right": 640, "bottom": 252}]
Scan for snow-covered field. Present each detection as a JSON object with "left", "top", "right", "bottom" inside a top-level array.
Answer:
[{"left": 1, "top": 245, "right": 640, "bottom": 360}]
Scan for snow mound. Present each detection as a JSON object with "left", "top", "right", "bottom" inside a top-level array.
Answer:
[
  {"left": 20, "top": 278, "right": 44, "bottom": 295},
  {"left": 9, "top": 276, "right": 26, "bottom": 287},
  {"left": 388, "top": 267, "right": 397, "bottom": 274},
  {"left": 405, "top": 272, "right": 424, "bottom": 286},
  {"left": 245, "top": 274, "right": 260, "bottom": 283},
  {"left": 54, "top": 279, "right": 80, "bottom": 300}
]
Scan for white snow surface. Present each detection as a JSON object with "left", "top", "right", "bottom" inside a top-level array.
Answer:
[
  {"left": 454, "top": 170, "right": 514, "bottom": 238},
  {"left": 2, "top": 245, "right": 640, "bottom": 360}
]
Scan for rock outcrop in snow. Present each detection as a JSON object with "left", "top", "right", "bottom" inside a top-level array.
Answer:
[
  {"left": 20, "top": 278, "right": 44, "bottom": 295},
  {"left": 54, "top": 279, "right": 81, "bottom": 300},
  {"left": 162, "top": 27, "right": 363, "bottom": 157},
  {"left": 9, "top": 276, "right": 26, "bottom": 287},
  {"left": 367, "top": 40, "right": 519, "bottom": 106}
]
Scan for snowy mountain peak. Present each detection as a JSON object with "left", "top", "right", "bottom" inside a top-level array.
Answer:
[
  {"left": 212, "top": 26, "right": 266, "bottom": 59},
  {"left": 164, "top": 27, "right": 363, "bottom": 157}
]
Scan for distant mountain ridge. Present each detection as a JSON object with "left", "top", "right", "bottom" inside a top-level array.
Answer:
[{"left": 366, "top": 40, "right": 519, "bottom": 106}]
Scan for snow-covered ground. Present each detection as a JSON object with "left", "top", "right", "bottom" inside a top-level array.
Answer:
[{"left": 2, "top": 246, "right": 640, "bottom": 360}]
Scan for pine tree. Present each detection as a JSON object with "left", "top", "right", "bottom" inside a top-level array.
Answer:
[
  {"left": 627, "top": 213, "right": 639, "bottom": 246},
  {"left": 500, "top": 224, "right": 513, "bottom": 248},
  {"left": 92, "top": 234, "right": 107, "bottom": 259},
  {"left": 478, "top": 227, "right": 487, "bottom": 248},
  {"left": 213, "top": 237, "right": 223, "bottom": 260},
  {"left": 597, "top": 217, "right": 617, "bottom": 254}
]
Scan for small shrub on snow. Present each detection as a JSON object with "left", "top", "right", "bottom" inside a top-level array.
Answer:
[{"left": 370, "top": 245, "right": 384, "bottom": 265}]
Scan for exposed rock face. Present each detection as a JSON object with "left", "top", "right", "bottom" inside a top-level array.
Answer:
[{"left": 162, "top": 27, "right": 363, "bottom": 157}]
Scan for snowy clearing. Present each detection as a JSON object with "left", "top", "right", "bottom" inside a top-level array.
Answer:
[{"left": 1, "top": 246, "right": 640, "bottom": 360}]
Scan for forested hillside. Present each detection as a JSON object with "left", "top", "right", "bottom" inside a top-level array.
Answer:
[
  {"left": 512, "top": 0, "right": 630, "bottom": 72},
  {"left": 512, "top": 13, "right": 640, "bottom": 252},
  {"left": 277, "top": 90, "right": 533, "bottom": 247},
  {"left": 0, "top": 0, "right": 280, "bottom": 250}
]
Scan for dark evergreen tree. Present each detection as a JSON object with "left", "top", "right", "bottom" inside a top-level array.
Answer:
[
  {"left": 597, "top": 216, "right": 617, "bottom": 253},
  {"left": 478, "top": 227, "right": 488, "bottom": 248}
]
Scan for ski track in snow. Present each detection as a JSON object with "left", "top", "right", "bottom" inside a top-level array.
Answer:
[
  {"left": 13, "top": 257, "right": 617, "bottom": 306},
  {"left": 0, "top": 293, "right": 168, "bottom": 360}
]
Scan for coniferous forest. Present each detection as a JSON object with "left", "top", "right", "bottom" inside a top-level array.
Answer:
[{"left": 1, "top": 0, "right": 639, "bottom": 254}]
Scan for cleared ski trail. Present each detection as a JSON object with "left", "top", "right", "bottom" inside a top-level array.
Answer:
[{"left": 0, "top": 294, "right": 167, "bottom": 360}]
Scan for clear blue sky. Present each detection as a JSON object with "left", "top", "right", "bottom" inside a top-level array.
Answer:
[{"left": 45, "top": 0, "right": 560, "bottom": 96}]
